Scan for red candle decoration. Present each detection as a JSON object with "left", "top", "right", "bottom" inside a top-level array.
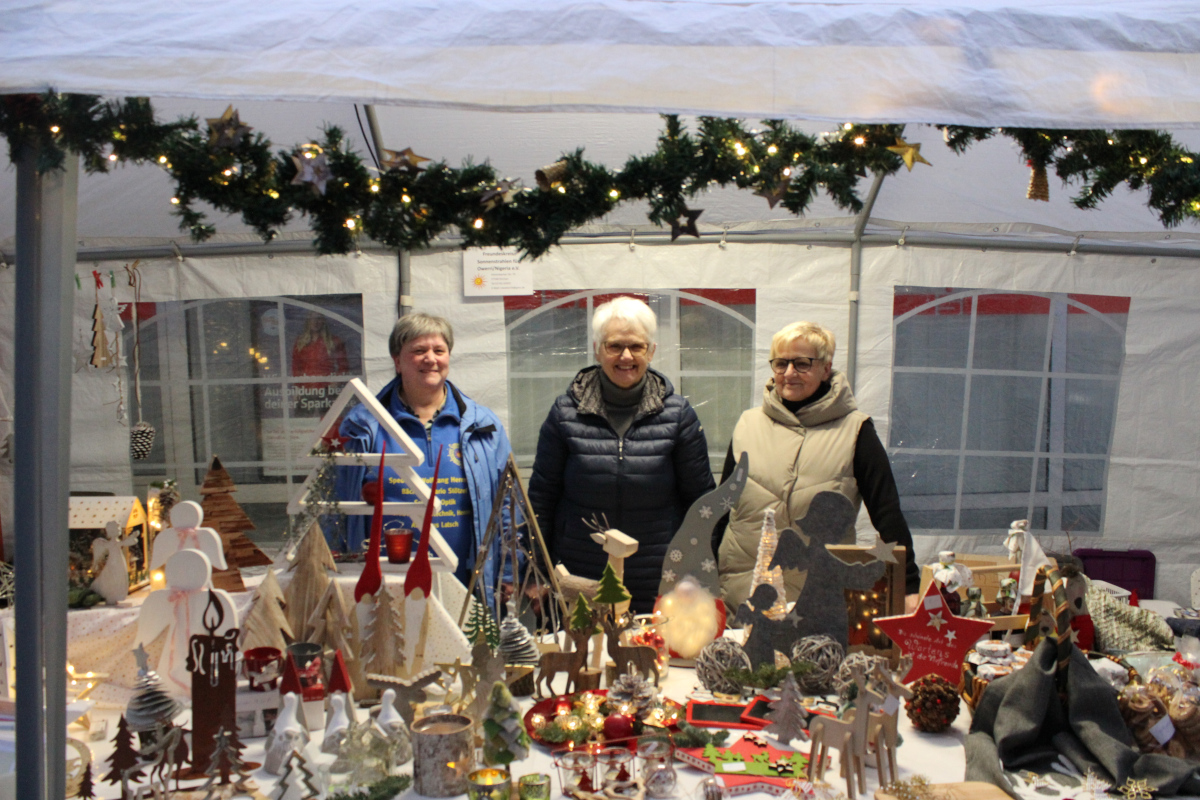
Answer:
[{"left": 355, "top": 440, "right": 387, "bottom": 603}]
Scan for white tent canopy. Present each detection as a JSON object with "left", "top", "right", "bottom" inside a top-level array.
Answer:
[{"left": 4, "top": 1, "right": 1200, "bottom": 127}]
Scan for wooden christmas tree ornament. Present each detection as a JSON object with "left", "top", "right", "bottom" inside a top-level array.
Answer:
[{"left": 200, "top": 454, "right": 273, "bottom": 592}]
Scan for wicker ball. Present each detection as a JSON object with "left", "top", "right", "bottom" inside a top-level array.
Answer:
[
  {"left": 791, "top": 635, "right": 844, "bottom": 694},
  {"left": 696, "top": 639, "right": 750, "bottom": 695},
  {"left": 832, "top": 652, "right": 884, "bottom": 701},
  {"left": 905, "top": 674, "right": 961, "bottom": 733}
]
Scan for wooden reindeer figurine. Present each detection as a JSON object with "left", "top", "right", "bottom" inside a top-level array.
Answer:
[
  {"left": 807, "top": 664, "right": 872, "bottom": 800},
  {"left": 536, "top": 623, "right": 592, "bottom": 698},
  {"left": 865, "top": 656, "right": 914, "bottom": 786},
  {"left": 601, "top": 615, "right": 660, "bottom": 687}
]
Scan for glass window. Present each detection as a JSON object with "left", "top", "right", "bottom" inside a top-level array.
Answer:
[
  {"left": 505, "top": 289, "right": 755, "bottom": 472},
  {"left": 889, "top": 287, "right": 1128, "bottom": 534}
]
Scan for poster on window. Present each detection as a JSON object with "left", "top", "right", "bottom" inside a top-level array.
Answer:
[{"left": 462, "top": 247, "right": 533, "bottom": 297}]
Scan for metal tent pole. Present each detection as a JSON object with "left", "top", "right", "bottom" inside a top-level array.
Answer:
[
  {"left": 846, "top": 172, "right": 886, "bottom": 389},
  {"left": 13, "top": 146, "right": 77, "bottom": 800}
]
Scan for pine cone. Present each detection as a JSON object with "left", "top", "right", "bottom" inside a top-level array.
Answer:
[
  {"left": 905, "top": 674, "right": 961, "bottom": 733},
  {"left": 608, "top": 664, "right": 657, "bottom": 721}
]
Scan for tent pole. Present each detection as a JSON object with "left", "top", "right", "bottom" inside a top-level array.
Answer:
[
  {"left": 846, "top": 172, "right": 886, "bottom": 390},
  {"left": 13, "top": 146, "right": 77, "bottom": 800},
  {"left": 362, "top": 103, "right": 412, "bottom": 317}
]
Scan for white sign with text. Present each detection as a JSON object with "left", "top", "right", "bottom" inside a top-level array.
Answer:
[{"left": 462, "top": 247, "right": 532, "bottom": 297}]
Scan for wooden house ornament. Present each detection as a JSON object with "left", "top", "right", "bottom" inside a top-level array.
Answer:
[{"left": 69, "top": 495, "right": 151, "bottom": 594}]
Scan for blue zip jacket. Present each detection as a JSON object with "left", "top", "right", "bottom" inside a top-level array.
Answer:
[{"left": 334, "top": 377, "right": 513, "bottom": 599}]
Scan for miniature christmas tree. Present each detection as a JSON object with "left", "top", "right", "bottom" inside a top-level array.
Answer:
[
  {"left": 608, "top": 663, "right": 657, "bottom": 721},
  {"left": 482, "top": 681, "right": 531, "bottom": 766},
  {"left": 498, "top": 599, "right": 540, "bottom": 665},
  {"left": 90, "top": 300, "right": 111, "bottom": 368},
  {"left": 570, "top": 594, "right": 598, "bottom": 635},
  {"left": 271, "top": 749, "right": 322, "bottom": 800},
  {"left": 201, "top": 455, "right": 273, "bottom": 592},
  {"left": 125, "top": 644, "right": 183, "bottom": 740},
  {"left": 239, "top": 568, "right": 294, "bottom": 653},
  {"left": 763, "top": 671, "right": 809, "bottom": 744},
  {"left": 284, "top": 520, "right": 337, "bottom": 640},
  {"left": 104, "top": 715, "right": 144, "bottom": 787},
  {"left": 361, "top": 580, "right": 405, "bottom": 679},
  {"left": 306, "top": 579, "right": 364, "bottom": 694},
  {"left": 748, "top": 509, "right": 788, "bottom": 619},
  {"left": 595, "top": 562, "right": 631, "bottom": 609},
  {"left": 77, "top": 762, "right": 95, "bottom": 800},
  {"left": 199, "top": 726, "right": 255, "bottom": 800},
  {"left": 463, "top": 596, "right": 501, "bottom": 649}
]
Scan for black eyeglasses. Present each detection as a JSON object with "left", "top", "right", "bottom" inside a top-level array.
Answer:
[
  {"left": 769, "top": 356, "right": 817, "bottom": 374},
  {"left": 603, "top": 341, "right": 649, "bottom": 356}
]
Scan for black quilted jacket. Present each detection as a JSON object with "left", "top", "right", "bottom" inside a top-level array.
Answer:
[{"left": 529, "top": 366, "right": 715, "bottom": 613}]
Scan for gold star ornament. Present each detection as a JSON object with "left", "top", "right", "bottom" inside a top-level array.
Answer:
[
  {"left": 380, "top": 147, "right": 431, "bottom": 173},
  {"left": 205, "top": 105, "right": 252, "bottom": 150},
  {"left": 887, "top": 136, "right": 932, "bottom": 171}
]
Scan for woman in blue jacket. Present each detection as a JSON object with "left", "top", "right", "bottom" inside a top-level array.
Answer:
[
  {"left": 529, "top": 297, "right": 715, "bottom": 614},
  {"left": 335, "top": 313, "right": 512, "bottom": 594}
]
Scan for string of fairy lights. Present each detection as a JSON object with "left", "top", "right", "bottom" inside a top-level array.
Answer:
[{"left": 4, "top": 92, "right": 1200, "bottom": 259}]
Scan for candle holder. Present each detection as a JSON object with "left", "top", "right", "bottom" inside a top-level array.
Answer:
[
  {"left": 519, "top": 772, "right": 553, "bottom": 800},
  {"left": 468, "top": 767, "right": 512, "bottom": 800},
  {"left": 412, "top": 713, "right": 476, "bottom": 797},
  {"left": 636, "top": 737, "right": 676, "bottom": 798},
  {"left": 596, "top": 746, "right": 634, "bottom": 789},
  {"left": 555, "top": 750, "right": 596, "bottom": 795}
]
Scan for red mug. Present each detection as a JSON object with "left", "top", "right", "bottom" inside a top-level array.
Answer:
[
  {"left": 243, "top": 646, "right": 282, "bottom": 691},
  {"left": 385, "top": 529, "right": 415, "bottom": 564}
]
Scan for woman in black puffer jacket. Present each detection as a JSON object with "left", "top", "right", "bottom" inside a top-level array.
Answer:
[{"left": 528, "top": 297, "right": 715, "bottom": 613}]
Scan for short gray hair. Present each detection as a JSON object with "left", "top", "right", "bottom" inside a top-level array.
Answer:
[
  {"left": 388, "top": 313, "right": 454, "bottom": 357},
  {"left": 591, "top": 296, "right": 657, "bottom": 346}
]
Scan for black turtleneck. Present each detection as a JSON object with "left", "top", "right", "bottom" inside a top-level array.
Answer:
[{"left": 598, "top": 369, "right": 646, "bottom": 438}]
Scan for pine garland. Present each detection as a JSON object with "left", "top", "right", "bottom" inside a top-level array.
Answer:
[{"left": 6, "top": 91, "right": 1200, "bottom": 260}]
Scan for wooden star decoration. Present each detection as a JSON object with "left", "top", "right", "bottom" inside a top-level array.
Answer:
[
  {"left": 291, "top": 150, "right": 332, "bottom": 195},
  {"left": 1118, "top": 779, "right": 1153, "bottom": 800},
  {"left": 670, "top": 208, "right": 703, "bottom": 241},
  {"left": 480, "top": 179, "right": 520, "bottom": 210},
  {"left": 865, "top": 533, "right": 899, "bottom": 564},
  {"left": 874, "top": 581, "right": 993, "bottom": 683},
  {"left": 380, "top": 147, "right": 431, "bottom": 173},
  {"left": 887, "top": 136, "right": 931, "bottom": 171},
  {"left": 205, "top": 105, "right": 252, "bottom": 150},
  {"left": 754, "top": 177, "right": 791, "bottom": 209}
]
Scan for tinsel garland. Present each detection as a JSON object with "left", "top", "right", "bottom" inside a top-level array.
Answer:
[{"left": 6, "top": 91, "right": 1200, "bottom": 260}]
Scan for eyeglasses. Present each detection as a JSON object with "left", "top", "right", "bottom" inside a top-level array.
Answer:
[
  {"left": 769, "top": 356, "right": 818, "bottom": 374},
  {"left": 603, "top": 341, "right": 649, "bottom": 356}
]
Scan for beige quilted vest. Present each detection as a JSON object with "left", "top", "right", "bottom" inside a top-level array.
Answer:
[{"left": 718, "top": 371, "right": 868, "bottom": 609}]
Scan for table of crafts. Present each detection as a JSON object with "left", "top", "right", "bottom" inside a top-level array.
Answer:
[{"left": 70, "top": 652, "right": 974, "bottom": 800}]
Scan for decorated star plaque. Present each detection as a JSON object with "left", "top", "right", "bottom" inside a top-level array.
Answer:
[
  {"left": 886, "top": 136, "right": 931, "bottom": 171},
  {"left": 205, "top": 105, "right": 252, "bottom": 150},
  {"left": 380, "top": 147, "right": 431, "bottom": 173},
  {"left": 874, "top": 582, "right": 993, "bottom": 683}
]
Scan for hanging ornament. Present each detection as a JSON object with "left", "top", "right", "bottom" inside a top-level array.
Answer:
[
  {"left": 1027, "top": 160, "right": 1050, "bottom": 201},
  {"left": 379, "top": 147, "right": 430, "bottom": 174},
  {"left": 130, "top": 422, "right": 156, "bottom": 461},
  {"left": 124, "top": 261, "right": 155, "bottom": 460},
  {"left": 291, "top": 146, "right": 332, "bottom": 195},
  {"left": 670, "top": 208, "right": 703, "bottom": 241},
  {"left": 535, "top": 160, "right": 569, "bottom": 191},
  {"left": 886, "top": 136, "right": 932, "bottom": 171},
  {"left": 479, "top": 179, "right": 520, "bottom": 210},
  {"left": 754, "top": 176, "right": 791, "bottom": 209},
  {"left": 89, "top": 271, "right": 112, "bottom": 368},
  {"left": 205, "top": 105, "right": 252, "bottom": 151}
]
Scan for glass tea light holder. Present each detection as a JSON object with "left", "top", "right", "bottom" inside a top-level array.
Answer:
[
  {"left": 555, "top": 750, "right": 596, "bottom": 795},
  {"left": 636, "top": 737, "right": 677, "bottom": 798},
  {"left": 412, "top": 713, "right": 476, "bottom": 797},
  {"left": 596, "top": 746, "right": 634, "bottom": 789},
  {"left": 468, "top": 767, "right": 512, "bottom": 800},
  {"left": 519, "top": 772, "right": 553, "bottom": 800}
]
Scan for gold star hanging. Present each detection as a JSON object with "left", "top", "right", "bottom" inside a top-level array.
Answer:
[
  {"left": 754, "top": 176, "right": 791, "bottom": 209},
  {"left": 205, "top": 105, "right": 252, "bottom": 150},
  {"left": 1118, "top": 779, "right": 1153, "bottom": 800},
  {"left": 291, "top": 148, "right": 332, "bottom": 195},
  {"left": 480, "top": 179, "right": 520, "bottom": 210},
  {"left": 887, "top": 136, "right": 932, "bottom": 171},
  {"left": 669, "top": 207, "right": 703, "bottom": 241},
  {"left": 380, "top": 147, "right": 431, "bottom": 173}
]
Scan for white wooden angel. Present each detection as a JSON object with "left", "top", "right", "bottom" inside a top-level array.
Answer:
[
  {"left": 90, "top": 520, "right": 138, "bottom": 604},
  {"left": 148, "top": 500, "right": 227, "bottom": 572},
  {"left": 135, "top": 549, "right": 238, "bottom": 695}
]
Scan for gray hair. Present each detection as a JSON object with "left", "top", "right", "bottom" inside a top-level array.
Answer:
[
  {"left": 591, "top": 296, "right": 657, "bottom": 346},
  {"left": 388, "top": 313, "right": 454, "bottom": 357}
]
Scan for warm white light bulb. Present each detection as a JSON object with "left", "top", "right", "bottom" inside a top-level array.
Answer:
[
  {"left": 170, "top": 197, "right": 180, "bottom": 205},
  {"left": 767, "top": 144, "right": 778, "bottom": 155},
  {"left": 843, "top": 122, "right": 853, "bottom": 130},
  {"left": 473, "top": 218, "right": 484, "bottom": 229},
  {"left": 345, "top": 218, "right": 356, "bottom": 229},
  {"left": 50, "top": 125, "right": 60, "bottom": 134}
]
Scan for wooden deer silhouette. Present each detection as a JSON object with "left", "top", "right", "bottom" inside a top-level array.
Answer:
[
  {"left": 601, "top": 615, "right": 660, "bottom": 686},
  {"left": 536, "top": 624, "right": 593, "bottom": 698},
  {"left": 807, "top": 664, "right": 871, "bottom": 800},
  {"left": 865, "top": 656, "right": 914, "bottom": 786}
]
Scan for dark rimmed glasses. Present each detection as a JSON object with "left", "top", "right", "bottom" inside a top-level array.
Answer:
[{"left": 768, "top": 356, "right": 817, "bottom": 374}]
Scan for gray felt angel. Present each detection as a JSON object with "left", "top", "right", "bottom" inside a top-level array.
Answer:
[{"left": 770, "top": 491, "right": 885, "bottom": 650}]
